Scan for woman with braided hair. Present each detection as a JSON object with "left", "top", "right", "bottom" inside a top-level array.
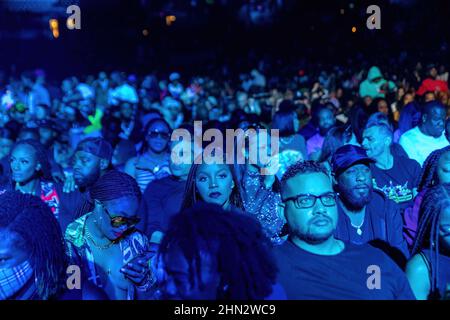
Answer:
[
  {"left": 0, "top": 139, "right": 62, "bottom": 221},
  {"left": 156, "top": 202, "right": 283, "bottom": 300},
  {"left": 403, "top": 146, "right": 450, "bottom": 249},
  {"left": 406, "top": 184, "right": 450, "bottom": 300},
  {"left": 65, "top": 170, "right": 157, "bottom": 300},
  {"left": 0, "top": 191, "right": 66, "bottom": 300}
]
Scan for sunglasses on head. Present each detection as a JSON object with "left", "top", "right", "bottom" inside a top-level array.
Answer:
[{"left": 97, "top": 201, "right": 141, "bottom": 228}]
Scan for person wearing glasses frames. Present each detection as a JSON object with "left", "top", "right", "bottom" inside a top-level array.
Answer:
[
  {"left": 406, "top": 184, "right": 450, "bottom": 300},
  {"left": 65, "top": 170, "right": 156, "bottom": 300},
  {"left": 273, "top": 161, "right": 415, "bottom": 299},
  {"left": 125, "top": 118, "right": 172, "bottom": 193}
]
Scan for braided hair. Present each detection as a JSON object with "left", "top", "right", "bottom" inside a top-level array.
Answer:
[
  {"left": 0, "top": 191, "right": 67, "bottom": 300},
  {"left": 89, "top": 170, "right": 141, "bottom": 202},
  {"left": 411, "top": 183, "right": 450, "bottom": 300},
  {"left": 158, "top": 202, "right": 278, "bottom": 300},
  {"left": 417, "top": 146, "right": 450, "bottom": 192}
]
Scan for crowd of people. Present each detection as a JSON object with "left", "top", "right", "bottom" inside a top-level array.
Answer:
[{"left": 0, "top": 60, "right": 449, "bottom": 300}]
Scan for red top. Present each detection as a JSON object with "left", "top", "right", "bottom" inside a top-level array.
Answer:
[{"left": 417, "top": 78, "right": 449, "bottom": 95}]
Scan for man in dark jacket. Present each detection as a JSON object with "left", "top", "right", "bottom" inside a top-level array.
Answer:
[{"left": 331, "top": 145, "right": 409, "bottom": 265}]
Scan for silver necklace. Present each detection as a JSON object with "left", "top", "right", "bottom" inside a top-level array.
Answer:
[{"left": 351, "top": 217, "right": 365, "bottom": 236}]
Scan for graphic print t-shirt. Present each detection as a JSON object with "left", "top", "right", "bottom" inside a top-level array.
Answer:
[{"left": 371, "top": 156, "right": 421, "bottom": 212}]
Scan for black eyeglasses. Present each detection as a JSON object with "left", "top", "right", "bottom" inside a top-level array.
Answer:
[
  {"left": 282, "top": 192, "right": 337, "bottom": 209},
  {"left": 98, "top": 201, "right": 141, "bottom": 228},
  {"left": 148, "top": 131, "right": 171, "bottom": 139}
]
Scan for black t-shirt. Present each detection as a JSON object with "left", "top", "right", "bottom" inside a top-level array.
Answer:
[
  {"left": 273, "top": 240, "right": 415, "bottom": 300},
  {"left": 371, "top": 155, "right": 421, "bottom": 212},
  {"left": 137, "top": 175, "right": 186, "bottom": 237}
]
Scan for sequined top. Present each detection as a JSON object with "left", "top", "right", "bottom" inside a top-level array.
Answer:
[{"left": 240, "top": 168, "right": 286, "bottom": 245}]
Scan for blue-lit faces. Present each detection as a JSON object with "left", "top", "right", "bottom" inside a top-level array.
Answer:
[
  {"left": 423, "top": 107, "right": 446, "bottom": 138},
  {"left": 195, "top": 164, "right": 234, "bottom": 208},
  {"left": 146, "top": 121, "right": 171, "bottom": 154},
  {"left": 0, "top": 229, "right": 28, "bottom": 269},
  {"left": 169, "top": 140, "right": 193, "bottom": 179},
  {"left": 318, "top": 108, "right": 335, "bottom": 135},
  {"left": 282, "top": 172, "right": 338, "bottom": 244},
  {"left": 95, "top": 196, "right": 140, "bottom": 241},
  {"left": 362, "top": 126, "right": 389, "bottom": 159},
  {"left": 0, "top": 138, "right": 13, "bottom": 160},
  {"left": 10, "top": 144, "right": 40, "bottom": 184},
  {"left": 337, "top": 164, "right": 372, "bottom": 211},
  {"left": 437, "top": 151, "right": 450, "bottom": 185},
  {"left": 72, "top": 151, "right": 102, "bottom": 188},
  {"left": 440, "top": 205, "right": 450, "bottom": 252}
]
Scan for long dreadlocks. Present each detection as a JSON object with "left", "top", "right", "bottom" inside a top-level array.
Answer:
[
  {"left": 411, "top": 183, "right": 450, "bottom": 300},
  {"left": 417, "top": 146, "right": 450, "bottom": 192},
  {"left": 158, "top": 202, "right": 278, "bottom": 300},
  {"left": 0, "top": 191, "right": 67, "bottom": 300}
]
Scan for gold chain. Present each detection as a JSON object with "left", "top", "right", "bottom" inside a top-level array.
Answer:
[{"left": 84, "top": 224, "right": 115, "bottom": 250}]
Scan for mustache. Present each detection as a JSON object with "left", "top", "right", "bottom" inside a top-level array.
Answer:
[{"left": 309, "top": 214, "right": 332, "bottom": 225}]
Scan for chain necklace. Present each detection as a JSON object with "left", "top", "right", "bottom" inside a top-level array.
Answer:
[
  {"left": 351, "top": 217, "right": 365, "bottom": 236},
  {"left": 84, "top": 224, "right": 115, "bottom": 250}
]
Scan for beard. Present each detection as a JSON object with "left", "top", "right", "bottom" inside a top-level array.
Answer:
[
  {"left": 337, "top": 183, "right": 372, "bottom": 211},
  {"left": 74, "top": 169, "right": 101, "bottom": 189},
  {"left": 292, "top": 217, "right": 335, "bottom": 245},
  {"left": 319, "top": 125, "right": 334, "bottom": 136}
]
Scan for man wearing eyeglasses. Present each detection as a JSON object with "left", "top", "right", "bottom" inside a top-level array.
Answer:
[
  {"left": 331, "top": 145, "right": 409, "bottom": 266},
  {"left": 273, "top": 161, "right": 415, "bottom": 300}
]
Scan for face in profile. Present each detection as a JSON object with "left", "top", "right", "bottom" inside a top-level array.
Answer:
[
  {"left": 362, "top": 126, "right": 388, "bottom": 159},
  {"left": 72, "top": 150, "right": 102, "bottom": 188},
  {"left": 437, "top": 151, "right": 450, "bottom": 185},
  {"left": 158, "top": 245, "right": 220, "bottom": 300},
  {"left": 282, "top": 172, "right": 338, "bottom": 244},
  {"left": 337, "top": 164, "right": 373, "bottom": 211},
  {"left": 10, "top": 144, "right": 40, "bottom": 184},
  {"left": 195, "top": 163, "right": 234, "bottom": 208},
  {"left": 439, "top": 205, "right": 450, "bottom": 252},
  {"left": 96, "top": 196, "right": 140, "bottom": 241},
  {"left": 423, "top": 107, "right": 445, "bottom": 138}
]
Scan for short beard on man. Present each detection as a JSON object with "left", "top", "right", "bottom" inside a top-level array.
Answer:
[
  {"left": 337, "top": 182, "right": 372, "bottom": 211},
  {"left": 294, "top": 225, "right": 334, "bottom": 245},
  {"left": 74, "top": 169, "right": 101, "bottom": 189}
]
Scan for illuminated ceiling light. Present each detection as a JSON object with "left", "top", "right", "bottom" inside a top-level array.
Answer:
[
  {"left": 142, "top": 29, "right": 149, "bottom": 36},
  {"left": 49, "top": 19, "right": 59, "bottom": 38},
  {"left": 166, "top": 15, "right": 176, "bottom": 26},
  {"left": 351, "top": 26, "right": 357, "bottom": 33},
  {"left": 49, "top": 18, "right": 58, "bottom": 29}
]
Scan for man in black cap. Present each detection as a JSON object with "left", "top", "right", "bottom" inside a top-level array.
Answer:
[
  {"left": 331, "top": 144, "right": 409, "bottom": 265},
  {"left": 58, "top": 137, "right": 113, "bottom": 232}
]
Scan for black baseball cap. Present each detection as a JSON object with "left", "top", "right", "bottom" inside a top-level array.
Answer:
[{"left": 331, "top": 145, "right": 374, "bottom": 176}]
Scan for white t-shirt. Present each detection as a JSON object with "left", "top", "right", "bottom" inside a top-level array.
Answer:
[
  {"left": 108, "top": 84, "right": 138, "bottom": 105},
  {"left": 399, "top": 126, "right": 449, "bottom": 166}
]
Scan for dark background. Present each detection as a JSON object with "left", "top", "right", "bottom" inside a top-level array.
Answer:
[{"left": 0, "top": 0, "right": 449, "bottom": 79}]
